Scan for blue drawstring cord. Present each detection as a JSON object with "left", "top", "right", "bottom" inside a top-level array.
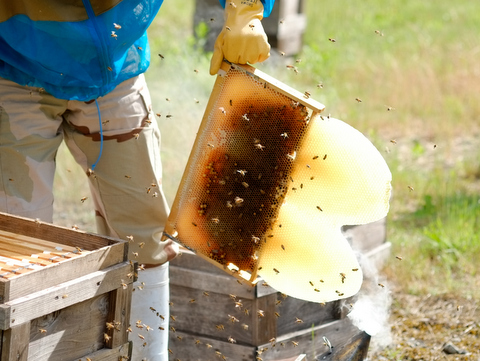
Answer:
[{"left": 90, "top": 99, "right": 104, "bottom": 172}]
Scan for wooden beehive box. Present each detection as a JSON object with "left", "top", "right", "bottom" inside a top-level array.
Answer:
[
  {"left": 0, "top": 213, "right": 134, "bottom": 361},
  {"left": 168, "top": 219, "right": 389, "bottom": 361}
]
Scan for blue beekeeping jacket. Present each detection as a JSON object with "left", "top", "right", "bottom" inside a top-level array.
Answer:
[{"left": 0, "top": 0, "right": 275, "bottom": 101}]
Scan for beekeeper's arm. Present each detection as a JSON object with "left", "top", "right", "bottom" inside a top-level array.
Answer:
[{"left": 210, "top": 0, "right": 274, "bottom": 75}]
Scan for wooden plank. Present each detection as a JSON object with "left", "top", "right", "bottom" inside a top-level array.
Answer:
[
  {"left": 75, "top": 342, "right": 131, "bottom": 361},
  {"left": 0, "top": 213, "right": 123, "bottom": 251},
  {"left": 105, "top": 283, "right": 132, "bottom": 348},
  {"left": 169, "top": 265, "right": 256, "bottom": 300},
  {"left": 257, "top": 319, "right": 370, "bottom": 361},
  {"left": 1, "top": 322, "right": 30, "bottom": 361},
  {"left": 168, "top": 329, "right": 256, "bottom": 361},
  {"left": 0, "top": 242, "right": 126, "bottom": 303},
  {"left": 251, "top": 293, "right": 278, "bottom": 346},
  {"left": 342, "top": 218, "right": 387, "bottom": 253},
  {"left": 0, "top": 261, "right": 134, "bottom": 330},
  {"left": 27, "top": 293, "right": 109, "bottom": 361},
  {"left": 169, "top": 283, "right": 257, "bottom": 345}
]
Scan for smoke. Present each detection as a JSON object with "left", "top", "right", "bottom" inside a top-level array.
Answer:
[{"left": 347, "top": 249, "right": 393, "bottom": 353}]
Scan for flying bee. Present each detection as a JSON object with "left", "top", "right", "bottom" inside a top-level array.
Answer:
[
  {"left": 257, "top": 310, "right": 265, "bottom": 318},
  {"left": 378, "top": 283, "right": 385, "bottom": 288},
  {"left": 328, "top": 38, "right": 336, "bottom": 42},
  {"left": 113, "top": 23, "right": 121, "bottom": 29},
  {"left": 219, "top": 107, "right": 227, "bottom": 115},
  {"left": 228, "top": 336, "right": 236, "bottom": 343},
  {"left": 242, "top": 323, "right": 249, "bottom": 330},
  {"left": 110, "top": 31, "right": 117, "bottom": 39},
  {"left": 234, "top": 300, "right": 243, "bottom": 309},
  {"left": 292, "top": 341, "right": 299, "bottom": 347},
  {"left": 280, "top": 132, "right": 288, "bottom": 139},
  {"left": 390, "top": 139, "right": 397, "bottom": 144},
  {"left": 396, "top": 255, "right": 403, "bottom": 260},
  {"left": 317, "top": 206, "right": 323, "bottom": 212},
  {"left": 203, "top": 291, "right": 210, "bottom": 297},
  {"left": 106, "top": 322, "right": 115, "bottom": 330},
  {"left": 249, "top": 24, "right": 255, "bottom": 30},
  {"left": 279, "top": 51, "right": 285, "bottom": 56},
  {"left": 273, "top": 268, "right": 280, "bottom": 274},
  {"left": 254, "top": 143, "right": 265, "bottom": 150},
  {"left": 158, "top": 54, "right": 164, "bottom": 59},
  {"left": 216, "top": 324, "right": 225, "bottom": 331},
  {"left": 226, "top": 26, "right": 231, "bottom": 31},
  {"left": 132, "top": 252, "right": 139, "bottom": 258},
  {"left": 138, "top": 242, "right": 145, "bottom": 248},
  {"left": 234, "top": 196, "right": 244, "bottom": 205},
  {"left": 237, "top": 169, "right": 247, "bottom": 176},
  {"left": 138, "top": 334, "right": 145, "bottom": 340},
  {"left": 251, "top": 235, "right": 260, "bottom": 244},
  {"left": 274, "top": 312, "right": 280, "bottom": 318},
  {"left": 408, "top": 185, "right": 414, "bottom": 191},
  {"left": 228, "top": 314, "right": 239, "bottom": 323},
  {"left": 107, "top": 66, "right": 113, "bottom": 71},
  {"left": 242, "top": 113, "right": 250, "bottom": 121},
  {"left": 295, "top": 317, "right": 303, "bottom": 323},
  {"left": 133, "top": 133, "right": 139, "bottom": 139},
  {"left": 104, "top": 333, "right": 111, "bottom": 342},
  {"left": 211, "top": 218, "right": 220, "bottom": 224},
  {"left": 80, "top": 196, "right": 88, "bottom": 203},
  {"left": 195, "top": 339, "right": 201, "bottom": 345},
  {"left": 39, "top": 328, "right": 47, "bottom": 334},
  {"left": 323, "top": 154, "right": 327, "bottom": 160}
]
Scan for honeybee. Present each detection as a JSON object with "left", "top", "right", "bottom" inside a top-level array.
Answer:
[
  {"left": 254, "top": 143, "right": 265, "bottom": 150},
  {"left": 234, "top": 197, "right": 244, "bottom": 205},
  {"left": 225, "top": 26, "right": 231, "bottom": 31},
  {"left": 206, "top": 343, "right": 213, "bottom": 348},
  {"left": 104, "top": 333, "right": 111, "bottom": 342},
  {"left": 328, "top": 38, "right": 336, "bottom": 42},
  {"left": 39, "top": 328, "right": 47, "bottom": 334},
  {"left": 80, "top": 196, "right": 88, "bottom": 203},
  {"left": 242, "top": 113, "right": 250, "bottom": 121},
  {"left": 396, "top": 255, "right": 403, "bottom": 260},
  {"left": 216, "top": 324, "right": 225, "bottom": 331},
  {"left": 257, "top": 310, "right": 265, "bottom": 318},
  {"left": 107, "top": 66, "right": 113, "bottom": 72},
  {"left": 138, "top": 242, "right": 145, "bottom": 248},
  {"left": 133, "top": 133, "right": 139, "bottom": 139},
  {"left": 292, "top": 341, "right": 299, "bottom": 347},
  {"left": 158, "top": 54, "right": 164, "bottom": 59},
  {"left": 170, "top": 315, "right": 176, "bottom": 322},
  {"left": 138, "top": 334, "right": 145, "bottom": 340},
  {"left": 317, "top": 206, "right": 323, "bottom": 212},
  {"left": 110, "top": 31, "right": 117, "bottom": 39},
  {"left": 249, "top": 24, "right": 255, "bottom": 30},
  {"left": 106, "top": 322, "right": 115, "bottom": 330},
  {"left": 408, "top": 185, "right": 414, "bottom": 191},
  {"left": 273, "top": 268, "right": 280, "bottom": 274},
  {"left": 390, "top": 139, "right": 397, "bottom": 144},
  {"left": 132, "top": 252, "right": 139, "bottom": 258},
  {"left": 274, "top": 312, "right": 280, "bottom": 318},
  {"left": 195, "top": 339, "right": 201, "bottom": 345},
  {"left": 295, "top": 317, "right": 303, "bottom": 323},
  {"left": 203, "top": 291, "right": 210, "bottom": 297},
  {"left": 113, "top": 23, "right": 121, "bottom": 29},
  {"left": 228, "top": 336, "right": 236, "bottom": 343},
  {"left": 236, "top": 169, "right": 247, "bottom": 176},
  {"left": 279, "top": 51, "right": 285, "bottom": 56},
  {"left": 355, "top": 97, "right": 362, "bottom": 103}
]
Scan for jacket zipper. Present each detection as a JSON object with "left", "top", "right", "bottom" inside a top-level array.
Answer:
[{"left": 82, "top": 0, "right": 111, "bottom": 86}]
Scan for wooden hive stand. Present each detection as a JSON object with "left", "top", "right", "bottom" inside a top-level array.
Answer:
[{"left": 0, "top": 213, "right": 134, "bottom": 361}]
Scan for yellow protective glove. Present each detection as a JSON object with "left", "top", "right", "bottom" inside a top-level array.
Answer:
[{"left": 209, "top": 0, "right": 270, "bottom": 75}]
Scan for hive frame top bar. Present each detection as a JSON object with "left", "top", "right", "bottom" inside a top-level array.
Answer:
[{"left": 219, "top": 61, "right": 326, "bottom": 114}]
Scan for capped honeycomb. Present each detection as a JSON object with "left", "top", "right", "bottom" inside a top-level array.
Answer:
[{"left": 164, "top": 62, "right": 391, "bottom": 303}]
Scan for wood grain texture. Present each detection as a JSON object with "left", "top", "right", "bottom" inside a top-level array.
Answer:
[{"left": 0, "top": 261, "right": 133, "bottom": 330}]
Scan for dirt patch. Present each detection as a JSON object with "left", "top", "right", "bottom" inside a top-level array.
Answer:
[{"left": 369, "top": 290, "right": 480, "bottom": 360}]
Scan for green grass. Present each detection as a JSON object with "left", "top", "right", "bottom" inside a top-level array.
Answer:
[{"left": 53, "top": 0, "right": 480, "bottom": 298}]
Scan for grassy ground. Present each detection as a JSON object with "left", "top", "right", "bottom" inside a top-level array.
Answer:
[{"left": 52, "top": 0, "right": 480, "bottom": 357}]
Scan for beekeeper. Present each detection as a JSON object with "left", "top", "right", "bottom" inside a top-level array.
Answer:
[{"left": 0, "top": 0, "right": 273, "bottom": 359}]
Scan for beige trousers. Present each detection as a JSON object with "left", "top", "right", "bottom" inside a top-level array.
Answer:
[{"left": 0, "top": 74, "right": 178, "bottom": 265}]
